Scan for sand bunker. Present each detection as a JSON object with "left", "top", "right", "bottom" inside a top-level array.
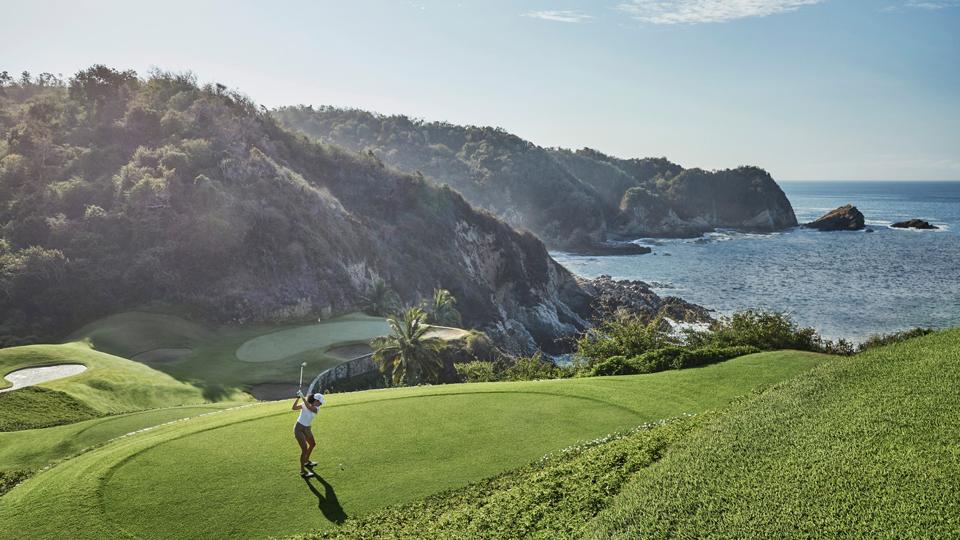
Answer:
[
  {"left": 132, "top": 348, "right": 193, "bottom": 364},
  {"left": 324, "top": 343, "right": 373, "bottom": 361},
  {"left": 247, "top": 383, "right": 300, "bottom": 401},
  {"left": 1, "top": 364, "right": 87, "bottom": 393}
]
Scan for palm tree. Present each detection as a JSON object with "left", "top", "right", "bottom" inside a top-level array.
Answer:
[
  {"left": 423, "top": 288, "right": 461, "bottom": 327},
  {"left": 361, "top": 279, "right": 400, "bottom": 316},
  {"left": 372, "top": 307, "right": 445, "bottom": 386}
]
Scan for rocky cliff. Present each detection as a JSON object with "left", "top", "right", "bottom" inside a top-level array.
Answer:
[
  {"left": 274, "top": 107, "right": 799, "bottom": 249},
  {"left": 0, "top": 68, "right": 705, "bottom": 355}
]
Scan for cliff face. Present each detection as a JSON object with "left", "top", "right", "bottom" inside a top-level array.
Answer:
[
  {"left": 0, "top": 69, "right": 605, "bottom": 354},
  {"left": 552, "top": 150, "right": 798, "bottom": 238},
  {"left": 275, "top": 107, "right": 799, "bottom": 248}
]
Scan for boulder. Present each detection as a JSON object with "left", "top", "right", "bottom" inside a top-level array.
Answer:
[
  {"left": 804, "top": 204, "right": 865, "bottom": 231},
  {"left": 891, "top": 219, "right": 938, "bottom": 230}
]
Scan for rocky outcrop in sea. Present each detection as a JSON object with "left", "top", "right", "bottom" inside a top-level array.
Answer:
[
  {"left": 804, "top": 204, "right": 866, "bottom": 231},
  {"left": 891, "top": 219, "right": 938, "bottom": 230}
]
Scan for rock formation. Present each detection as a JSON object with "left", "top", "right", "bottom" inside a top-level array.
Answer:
[
  {"left": 804, "top": 205, "right": 866, "bottom": 231},
  {"left": 891, "top": 219, "right": 938, "bottom": 230}
]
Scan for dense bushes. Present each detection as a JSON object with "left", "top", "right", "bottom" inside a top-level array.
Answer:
[
  {"left": 454, "top": 353, "right": 571, "bottom": 383},
  {"left": 858, "top": 328, "right": 932, "bottom": 352},
  {"left": 591, "top": 346, "right": 760, "bottom": 377}
]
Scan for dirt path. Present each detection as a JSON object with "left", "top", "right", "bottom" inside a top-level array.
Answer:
[{"left": 1, "top": 364, "right": 87, "bottom": 393}]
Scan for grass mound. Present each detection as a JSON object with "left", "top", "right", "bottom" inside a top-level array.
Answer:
[
  {"left": 68, "top": 311, "right": 214, "bottom": 358},
  {"left": 587, "top": 329, "right": 960, "bottom": 538},
  {"left": 0, "top": 387, "right": 101, "bottom": 431},
  {"left": 0, "top": 351, "right": 824, "bottom": 539},
  {"left": 0, "top": 342, "right": 248, "bottom": 416}
]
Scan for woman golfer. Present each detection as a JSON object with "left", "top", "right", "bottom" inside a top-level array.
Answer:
[{"left": 292, "top": 391, "right": 324, "bottom": 478}]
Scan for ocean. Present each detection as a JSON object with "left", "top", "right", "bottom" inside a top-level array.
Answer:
[{"left": 552, "top": 181, "right": 960, "bottom": 342}]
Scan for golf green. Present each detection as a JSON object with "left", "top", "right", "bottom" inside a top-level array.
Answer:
[{"left": 0, "top": 351, "right": 826, "bottom": 539}]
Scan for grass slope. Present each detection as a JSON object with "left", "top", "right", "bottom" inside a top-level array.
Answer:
[
  {"left": 295, "top": 416, "right": 705, "bottom": 540},
  {"left": 0, "top": 351, "right": 824, "bottom": 540},
  {"left": 0, "top": 387, "right": 100, "bottom": 431},
  {"left": 67, "top": 311, "right": 215, "bottom": 359},
  {"left": 0, "top": 342, "right": 249, "bottom": 422},
  {"left": 0, "top": 404, "right": 238, "bottom": 473},
  {"left": 588, "top": 329, "right": 960, "bottom": 539}
]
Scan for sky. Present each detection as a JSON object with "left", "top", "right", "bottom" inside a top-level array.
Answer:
[{"left": 2, "top": 0, "right": 958, "bottom": 180}]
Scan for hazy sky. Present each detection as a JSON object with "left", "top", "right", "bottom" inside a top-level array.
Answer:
[{"left": 3, "top": 0, "right": 959, "bottom": 180}]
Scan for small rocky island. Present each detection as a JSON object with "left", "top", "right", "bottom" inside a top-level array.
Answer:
[
  {"left": 804, "top": 204, "right": 865, "bottom": 231},
  {"left": 891, "top": 219, "right": 938, "bottom": 230}
]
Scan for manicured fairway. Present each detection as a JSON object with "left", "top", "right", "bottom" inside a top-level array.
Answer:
[
  {"left": 0, "top": 351, "right": 826, "bottom": 540},
  {"left": 69, "top": 312, "right": 397, "bottom": 395},
  {"left": 236, "top": 315, "right": 390, "bottom": 362}
]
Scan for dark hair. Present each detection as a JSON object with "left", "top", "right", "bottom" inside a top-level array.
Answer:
[{"left": 307, "top": 395, "right": 316, "bottom": 404}]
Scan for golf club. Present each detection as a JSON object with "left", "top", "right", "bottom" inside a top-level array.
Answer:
[{"left": 299, "top": 362, "right": 307, "bottom": 391}]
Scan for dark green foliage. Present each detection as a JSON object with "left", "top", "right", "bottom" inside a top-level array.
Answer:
[
  {"left": 575, "top": 315, "right": 675, "bottom": 363},
  {"left": 371, "top": 308, "right": 444, "bottom": 385},
  {"left": 293, "top": 415, "right": 701, "bottom": 540},
  {"left": 692, "top": 310, "right": 826, "bottom": 352},
  {"left": 453, "top": 361, "right": 496, "bottom": 382},
  {"left": 422, "top": 288, "right": 461, "bottom": 327},
  {"left": 590, "top": 346, "right": 760, "bottom": 377},
  {"left": 0, "top": 68, "right": 574, "bottom": 344},
  {"left": 858, "top": 327, "right": 933, "bottom": 352},
  {"left": 499, "top": 353, "right": 565, "bottom": 381},
  {"left": 0, "top": 469, "right": 32, "bottom": 497},
  {"left": 360, "top": 280, "right": 400, "bottom": 317},
  {"left": 0, "top": 387, "right": 101, "bottom": 431}
]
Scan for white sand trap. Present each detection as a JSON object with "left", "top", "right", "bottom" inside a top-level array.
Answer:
[
  {"left": 1, "top": 364, "right": 87, "bottom": 393},
  {"left": 424, "top": 326, "right": 470, "bottom": 340},
  {"left": 132, "top": 348, "right": 193, "bottom": 364}
]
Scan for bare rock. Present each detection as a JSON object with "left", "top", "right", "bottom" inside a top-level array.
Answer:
[{"left": 804, "top": 204, "right": 865, "bottom": 231}]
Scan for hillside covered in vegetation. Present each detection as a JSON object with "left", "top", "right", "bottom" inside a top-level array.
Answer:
[
  {"left": 0, "top": 67, "right": 694, "bottom": 352},
  {"left": 274, "top": 107, "right": 798, "bottom": 249}
]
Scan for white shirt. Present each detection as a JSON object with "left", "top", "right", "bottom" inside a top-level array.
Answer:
[{"left": 297, "top": 404, "right": 317, "bottom": 427}]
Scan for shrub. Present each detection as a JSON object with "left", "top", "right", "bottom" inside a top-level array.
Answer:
[
  {"left": 576, "top": 314, "right": 676, "bottom": 364},
  {"left": 632, "top": 347, "right": 686, "bottom": 373},
  {"left": 858, "top": 328, "right": 933, "bottom": 352},
  {"left": 703, "top": 310, "right": 823, "bottom": 352},
  {"left": 454, "top": 361, "right": 496, "bottom": 383},
  {"left": 590, "top": 355, "right": 634, "bottom": 376},
  {"left": 672, "top": 346, "right": 761, "bottom": 369},
  {"left": 500, "top": 353, "right": 560, "bottom": 381}
]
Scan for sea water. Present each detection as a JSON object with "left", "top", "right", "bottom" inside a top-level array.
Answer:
[{"left": 552, "top": 181, "right": 960, "bottom": 341}]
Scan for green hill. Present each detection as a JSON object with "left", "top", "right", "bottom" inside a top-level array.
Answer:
[
  {"left": 274, "top": 106, "right": 797, "bottom": 248},
  {"left": 0, "top": 68, "right": 611, "bottom": 355},
  {"left": 587, "top": 328, "right": 960, "bottom": 538},
  {"left": 0, "top": 351, "right": 824, "bottom": 539},
  {"left": 0, "top": 342, "right": 247, "bottom": 430}
]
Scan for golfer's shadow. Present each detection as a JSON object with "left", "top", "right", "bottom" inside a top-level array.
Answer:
[{"left": 303, "top": 474, "right": 348, "bottom": 524}]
